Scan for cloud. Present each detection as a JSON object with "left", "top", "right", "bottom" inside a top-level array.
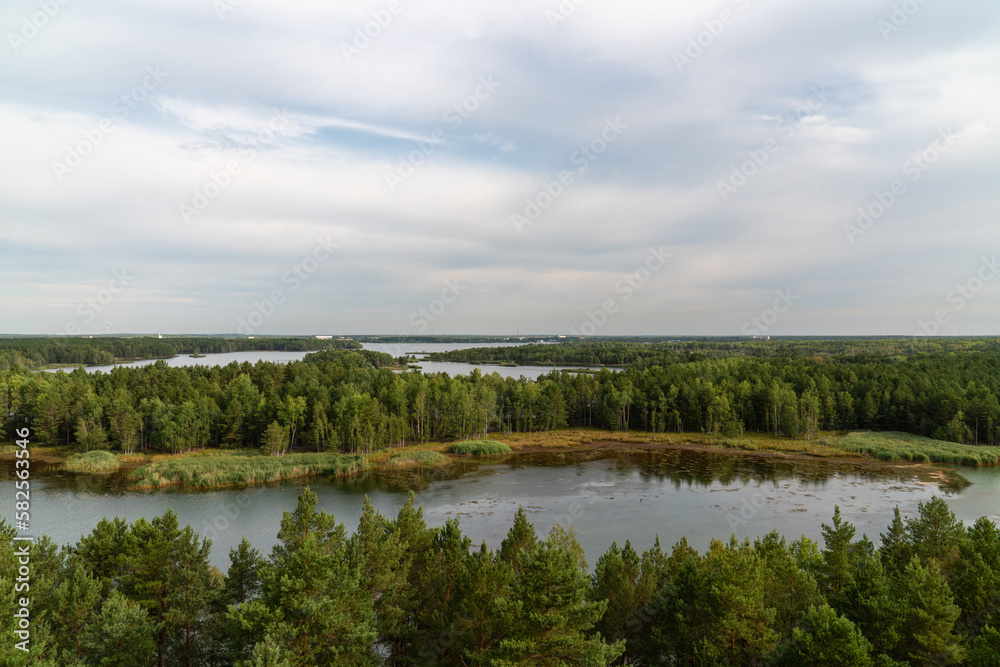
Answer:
[{"left": 1, "top": 0, "right": 999, "bottom": 335}]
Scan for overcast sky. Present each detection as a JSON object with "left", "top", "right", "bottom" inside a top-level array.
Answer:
[{"left": 1, "top": 0, "right": 998, "bottom": 337}]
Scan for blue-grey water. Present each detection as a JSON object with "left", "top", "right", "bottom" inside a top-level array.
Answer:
[{"left": 2, "top": 448, "right": 989, "bottom": 570}]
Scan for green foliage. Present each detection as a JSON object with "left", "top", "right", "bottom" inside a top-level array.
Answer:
[
  {"left": 386, "top": 449, "right": 446, "bottom": 466},
  {"left": 130, "top": 452, "right": 368, "bottom": 489},
  {"left": 770, "top": 604, "right": 874, "bottom": 666},
  {"left": 6, "top": 487, "right": 1000, "bottom": 665},
  {"left": 836, "top": 431, "right": 1000, "bottom": 466},
  {"left": 62, "top": 450, "right": 120, "bottom": 474},
  {"left": 12, "top": 337, "right": 1000, "bottom": 459},
  {"left": 450, "top": 440, "right": 511, "bottom": 455}
]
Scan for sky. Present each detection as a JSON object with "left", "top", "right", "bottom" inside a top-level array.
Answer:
[{"left": 0, "top": 0, "right": 998, "bottom": 337}]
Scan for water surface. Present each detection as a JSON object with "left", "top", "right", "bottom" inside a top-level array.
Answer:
[{"left": 1, "top": 448, "right": 984, "bottom": 570}]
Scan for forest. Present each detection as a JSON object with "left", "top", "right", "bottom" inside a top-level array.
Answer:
[
  {"left": 0, "top": 336, "right": 360, "bottom": 372},
  {"left": 3, "top": 489, "right": 1000, "bottom": 665},
  {"left": 5, "top": 338, "right": 1000, "bottom": 454}
]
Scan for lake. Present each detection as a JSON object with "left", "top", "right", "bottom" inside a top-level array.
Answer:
[
  {"left": 2, "top": 447, "right": 991, "bottom": 570},
  {"left": 44, "top": 341, "right": 597, "bottom": 381}
]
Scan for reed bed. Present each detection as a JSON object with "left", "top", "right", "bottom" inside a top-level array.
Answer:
[
  {"left": 450, "top": 440, "right": 512, "bottom": 456},
  {"left": 130, "top": 452, "right": 368, "bottom": 489},
  {"left": 63, "top": 450, "right": 121, "bottom": 474}
]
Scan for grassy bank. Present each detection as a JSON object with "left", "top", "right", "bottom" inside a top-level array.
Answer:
[
  {"left": 450, "top": 440, "right": 511, "bottom": 455},
  {"left": 384, "top": 450, "right": 447, "bottom": 467},
  {"left": 130, "top": 451, "right": 369, "bottom": 489},
  {"left": 63, "top": 450, "right": 121, "bottom": 474},
  {"left": 833, "top": 431, "right": 1000, "bottom": 466},
  {"left": 486, "top": 428, "right": 1000, "bottom": 466}
]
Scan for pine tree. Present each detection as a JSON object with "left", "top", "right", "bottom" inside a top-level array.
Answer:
[
  {"left": 48, "top": 562, "right": 102, "bottom": 662},
  {"left": 81, "top": 591, "right": 157, "bottom": 667},
  {"left": 232, "top": 487, "right": 378, "bottom": 666},
  {"left": 820, "top": 505, "right": 857, "bottom": 608},
  {"left": 350, "top": 496, "right": 411, "bottom": 657},
  {"left": 898, "top": 556, "right": 965, "bottom": 665},
  {"left": 497, "top": 541, "right": 624, "bottom": 665},
  {"left": 223, "top": 538, "right": 265, "bottom": 607},
  {"left": 967, "top": 625, "right": 1000, "bottom": 667},
  {"left": 879, "top": 507, "right": 912, "bottom": 579},
  {"left": 906, "top": 496, "right": 966, "bottom": 569},
  {"left": 843, "top": 551, "right": 901, "bottom": 660},
  {"left": 770, "top": 604, "right": 873, "bottom": 666},
  {"left": 498, "top": 506, "right": 538, "bottom": 569},
  {"left": 450, "top": 542, "right": 517, "bottom": 665}
]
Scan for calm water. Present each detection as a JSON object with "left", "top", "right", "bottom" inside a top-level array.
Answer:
[
  {"left": 30, "top": 343, "right": 994, "bottom": 569},
  {"left": 43, "top": 341, "right": 595, "bottom": 381},
  {"left": 2, "top": 449, "right": 991, "bottom": 570}
]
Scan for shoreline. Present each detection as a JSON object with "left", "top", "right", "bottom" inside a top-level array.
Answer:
[{"left": 1, "top": 428, "right": 981, "bottom": 492}]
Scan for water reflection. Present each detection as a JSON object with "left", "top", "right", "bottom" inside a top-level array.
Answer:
[{"left": 0, "top": 447, "right": 984, "bottom": 570}]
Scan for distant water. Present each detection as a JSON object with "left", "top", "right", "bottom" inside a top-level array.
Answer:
[{"left": 44, "top": 341, "right": 600, "bottom": 381}]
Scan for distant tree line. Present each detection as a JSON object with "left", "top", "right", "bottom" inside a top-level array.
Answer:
[
  {"left": 3, "top": 491, "right": 1000, "bottom": 665},
  {"left": 5, "top": 341, "right": 1000, "bottom": 453},
  {"left": 0, "top": 336, "right": 361, "bottom": 372}
]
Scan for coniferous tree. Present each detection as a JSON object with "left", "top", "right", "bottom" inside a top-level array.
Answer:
[
  {"left": 770, "top": 604, "right": 873, "bottom": 667},
  {"left": 232, "top": 488, "right": 378, "bottom": 666},
  {"left": 897, "top": 556, "right": 965, "bottom": 665}
]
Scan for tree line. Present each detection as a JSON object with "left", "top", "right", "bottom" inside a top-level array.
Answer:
[
  {"left": 0, "top": 337, "right": 360, "bottom": 372},
  {"left": 6, "top": 341, "right": 1000, "bottom": 454},
  {"left": 3, "top": 490, "right": 1000, "bottom": 665}
]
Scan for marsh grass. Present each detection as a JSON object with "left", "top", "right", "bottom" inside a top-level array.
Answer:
[
  {"left": 386, "top": 450, "right": 447, "bottom": 467},
  {"left": 450, "top": 440, "right": 511, "bottom": 456},
  {"left": 63, "top": 450, "right": 120, "bottom": 474},
  {"left": 130, "top": 452, "right": 368, "bottom": 489},
  {"left": 832, "top": 431, "right": 1000, "bottom": 466}
]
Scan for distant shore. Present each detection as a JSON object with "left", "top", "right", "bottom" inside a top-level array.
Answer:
[{"left": 1, "top": 428, "right": 989, "bottom": 492}]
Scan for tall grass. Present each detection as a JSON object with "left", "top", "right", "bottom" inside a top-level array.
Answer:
[
  {"left": 130, "top": 452, "right": 368, "bottom": 489},
  {"left": 386, "top": 450, "right": 447, "bottom": 467},
  {"left": 832, "top": 431, "right": 1000, "bottom": 466},
  {"left": 63, "top": 450, "right": 120, "bottom": 474},
  {"left": 450, "top": 440, "right": 511, "bottom": 456}
]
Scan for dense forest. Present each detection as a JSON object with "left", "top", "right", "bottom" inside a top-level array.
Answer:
[
  {"left": 6, "top": 339, "right": 1000, "bottom": 453},
  {"left": 3, "top": 490, "right": 1000, "bottom": 665},
  {"left": 0, "top": 336, "right": 361, "bottom": 372}
]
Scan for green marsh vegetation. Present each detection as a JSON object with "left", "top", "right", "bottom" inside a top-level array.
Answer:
[
  {"left": 130, "top": 451, "right": 368, "bottom": 489},
  {"left": 450, "top": 439, "right": 512, "bottom": 455},
  {"left": 62, "top": 450, "right": 121, "bottom": 474}
]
